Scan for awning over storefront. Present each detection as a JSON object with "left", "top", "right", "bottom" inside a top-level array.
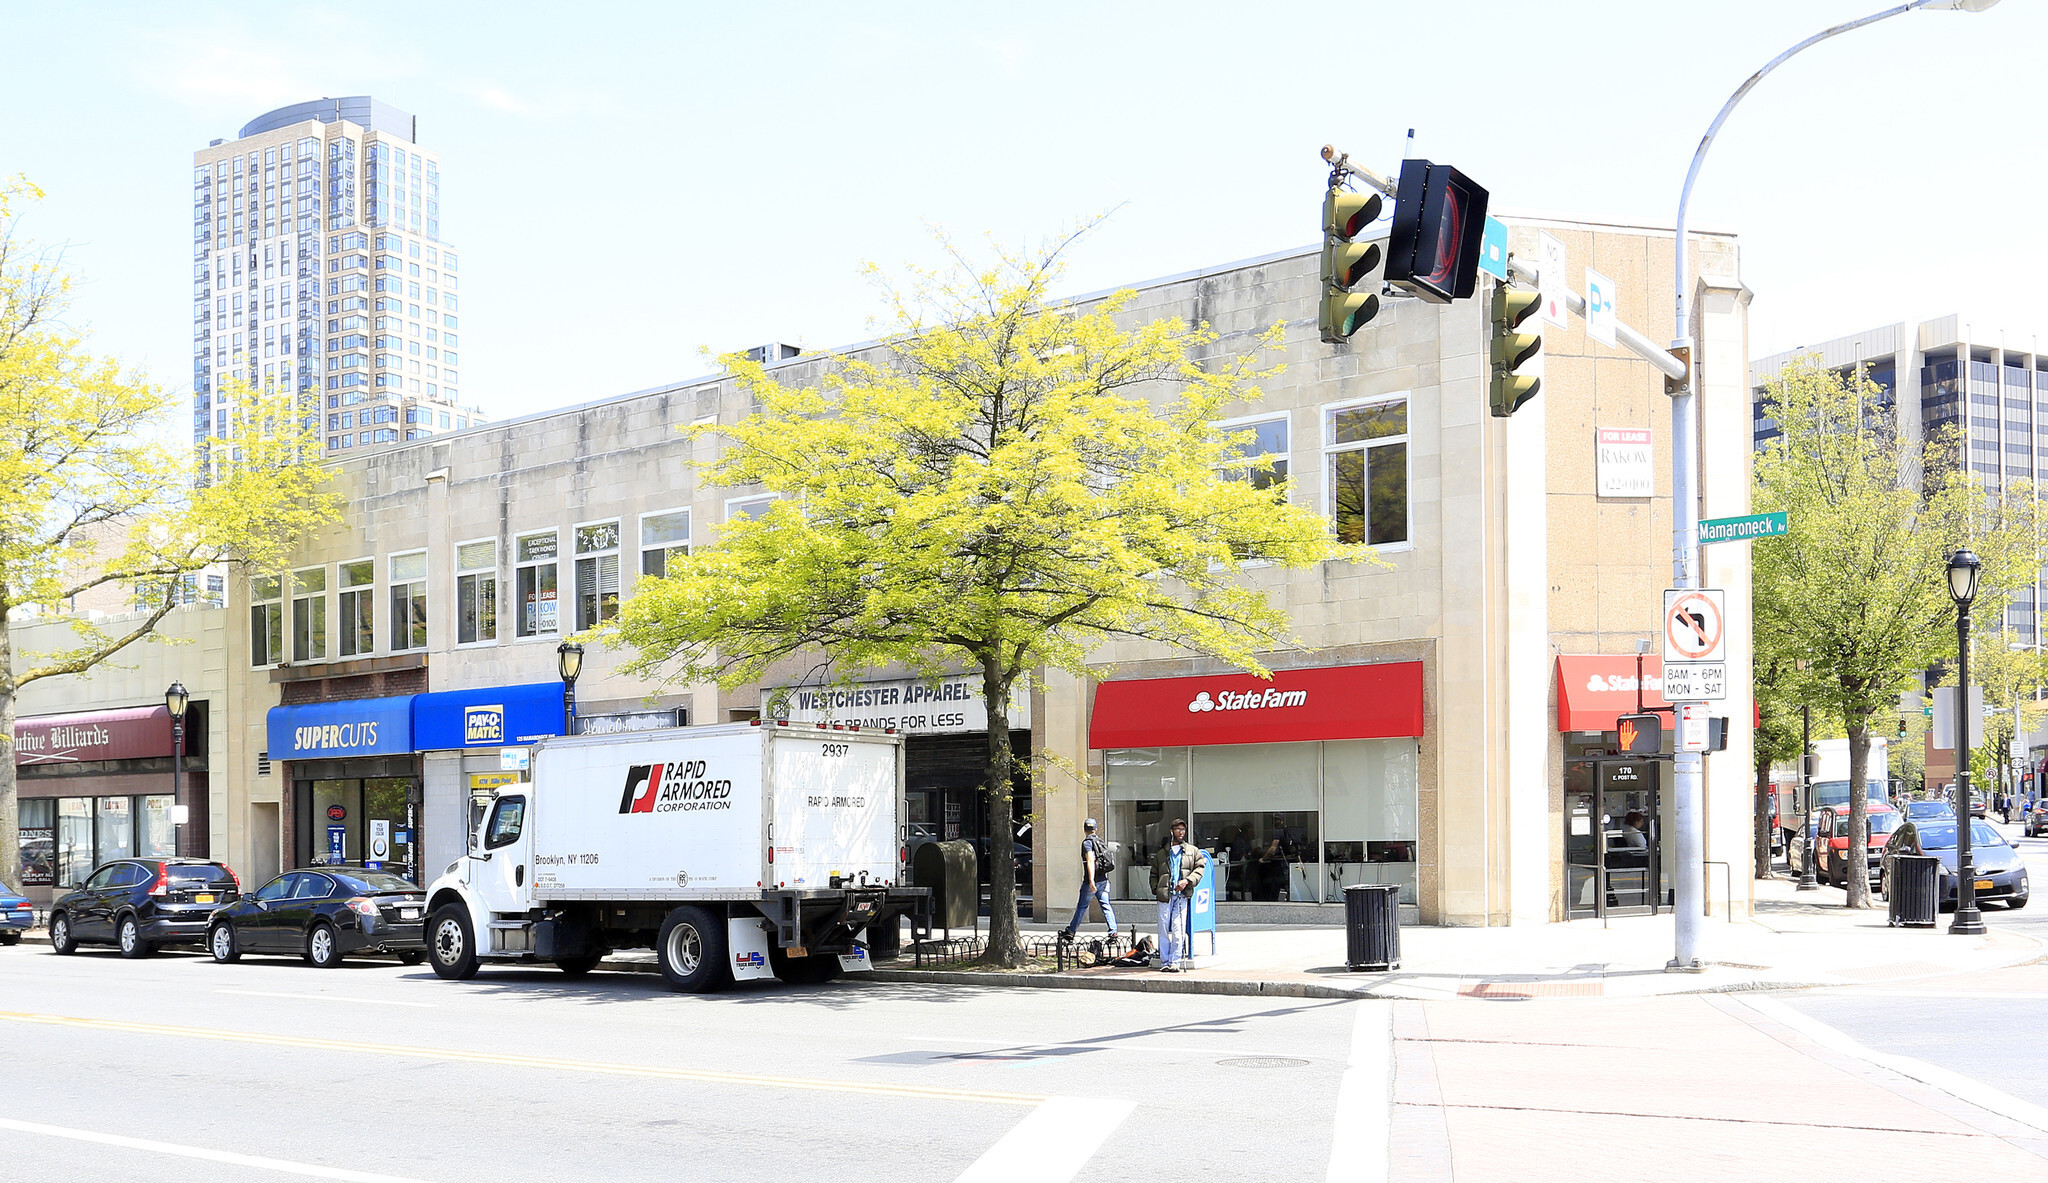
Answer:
[
  {"left": 1088, "top": 662, "right": 1425, "bottom": 749},
  {"left": 412, "top": 682, "right": 566, "bottom": 749},
  {"left": 1555, "top": 655, "right": 1669, "bottom": 732},
  {"left": 14, "top": 705, "right": 181, "bottom": 765},
  {"left": 267, "top": 696, "right": 415, "bottom": 759}
]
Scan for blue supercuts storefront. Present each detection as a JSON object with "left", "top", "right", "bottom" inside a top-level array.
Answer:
[{"left": 268, "top": 683, "right": 566, "bottom": 881}]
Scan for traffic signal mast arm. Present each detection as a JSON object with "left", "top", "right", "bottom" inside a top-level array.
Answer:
[{"left": 1503, "top": 256, "right": 1686, "bottom": 384}]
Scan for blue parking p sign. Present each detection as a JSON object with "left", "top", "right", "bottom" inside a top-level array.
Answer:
[{"left": 1478, "top": 216, "right": 1509, "bottom": 282}]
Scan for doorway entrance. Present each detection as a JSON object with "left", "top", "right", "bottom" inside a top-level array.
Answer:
[{"left": 1565, "top": 758, "right": 1665, "bottom": 919}]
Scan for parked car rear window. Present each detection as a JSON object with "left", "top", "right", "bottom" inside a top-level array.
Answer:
[
  {"left": 1917, "top": 822, "right": 2005, "bottom": 850},
  {"left": 167, "top": 865, "right": 236, "bottom": 885},
  {"left": 331, "top": 871, "right": 421, "bottom": 893}
]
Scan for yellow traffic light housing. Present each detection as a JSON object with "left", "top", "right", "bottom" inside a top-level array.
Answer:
[
  {"left": 1489, "top": 282, "right": 1542, "bottom": 418},
  {"left": 1319, "top": 187, "right": 1383, "bottom": 344}
]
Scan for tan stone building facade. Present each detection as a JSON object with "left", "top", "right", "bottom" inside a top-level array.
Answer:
[{"left": 14, "top": 215, "right": 1758, "bottom": 928}]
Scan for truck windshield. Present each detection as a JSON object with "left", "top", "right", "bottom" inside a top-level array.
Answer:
[{"left": 1808, "top": 780, "right": 1886, "bottom": 809}]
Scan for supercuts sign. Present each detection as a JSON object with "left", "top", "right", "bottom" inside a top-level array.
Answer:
[{"left": 1088, "top": 662, "right": 1425, "bottom": 749}]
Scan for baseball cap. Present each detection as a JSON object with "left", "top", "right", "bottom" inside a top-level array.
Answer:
[{"left": 1084, "top": 818, "right": 1098, "bottom": 829}]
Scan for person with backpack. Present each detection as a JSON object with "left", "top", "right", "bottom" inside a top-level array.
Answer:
[{"left": 1058, "top": 818, "right": 1118, "bottom": 943}]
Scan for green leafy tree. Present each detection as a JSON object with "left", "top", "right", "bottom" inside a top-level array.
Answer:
[
  {"left": 1753, "top": 358, "right": 2036, "bottom": 908},
  {"left": 1750, "top": 627, "right": 1804, "bottom": 877},
  {"left": 606, "top": 232, "right": 1355, "bottom": 966},
  {"left": 0, "top": 182, "right": 341, "bottom": 887},
  {"left": 1950, "top": 631, "right": 2048, "bottom": 807}
]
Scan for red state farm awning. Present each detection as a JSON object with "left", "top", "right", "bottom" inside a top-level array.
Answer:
[
  {"left": 1555, "top": 656, "right": 1669, "bottom": 733},
  {"left": 1088, "top": 662, "right": 1425, "bottom": 749}
]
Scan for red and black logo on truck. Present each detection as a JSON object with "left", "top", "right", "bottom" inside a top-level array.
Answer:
[{"left": 619, "top": 761, "right": 734, "bottom": 815}]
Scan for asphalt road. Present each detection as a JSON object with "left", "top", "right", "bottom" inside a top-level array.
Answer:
[
  {"left": 0, "top": 942, "right": 1373, "bottom": 1183},
  {"left": 1776, "top": 818, "right": 2048, "bottom": 1107}
]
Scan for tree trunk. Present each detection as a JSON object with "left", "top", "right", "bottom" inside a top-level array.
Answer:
[
  {"left": 0, "top": 612, "right": 19, "bottom": 890},
  {"left": 979, "top": 653, "right": 1024, "bottom": 968},
  {"left": 1753, "top": 758, "right": 1774, "bottom": 879},
  {"left": 1844, "top": 722, "right": 1872, "bottom": 908}
]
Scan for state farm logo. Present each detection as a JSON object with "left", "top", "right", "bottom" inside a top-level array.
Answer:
[
  {"left": 618, "top": 760, "right": 735, "bottom": 815},
  {"left": 1187, "top": 686, "right": 1308, "bottom": 713},
  {"left": 1587, "top": 675, "right": 1662, "bottom": 693}
]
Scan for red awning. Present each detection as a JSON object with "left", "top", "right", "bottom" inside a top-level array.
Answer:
[
  {"left": 14, "top": 705, "right": 179, "bottom": 765},
  {"left": 1088, "top": 662, "right": 1425, "bottom": 749},
  {"left": 1555, "top": 656, "right": 1669, "bottom": 733}
]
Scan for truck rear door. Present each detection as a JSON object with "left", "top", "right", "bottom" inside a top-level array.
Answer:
[{"left": 769, "top": 731, "right": 899, "bottom": 890}]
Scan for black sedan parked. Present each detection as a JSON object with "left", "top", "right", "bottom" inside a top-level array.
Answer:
[
  {"left": 208, "top": 867, "right": 428, "bottom": 968},
  {"left": 1882, "top": 819, "right": 2030, "bottom": 910},
  {"left": 50, "top": 859, "right": 241, "bottom": 957}
]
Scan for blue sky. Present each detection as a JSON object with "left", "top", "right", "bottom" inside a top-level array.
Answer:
[{"left": 2, "top": 1, "right": 2042, "bottom": 421}]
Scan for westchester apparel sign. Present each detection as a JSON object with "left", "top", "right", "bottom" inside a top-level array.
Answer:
[{"left": 766, "top": 673, "right": 1031, "bottom": 735}]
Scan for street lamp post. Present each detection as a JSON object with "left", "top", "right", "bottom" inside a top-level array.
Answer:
[
  {"left": 1948, "top": 550, "right": 1987, "bottom": 935},
  {"left": 557, "top": 641, "right": 584, "bottom": 737},
  {"left": 164, "top": 681, "right": 189, "bottom": 858},
  {"left": 1798, "top": 703, "right": 1819, "bottom": 890},
  {"left": 1665, "top": 0, "right": 2000, "bottom": 971}
]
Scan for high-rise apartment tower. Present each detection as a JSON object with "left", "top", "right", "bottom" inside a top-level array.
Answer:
[{"left": 190, "top": 97, "right": 483, "bottom": 456}]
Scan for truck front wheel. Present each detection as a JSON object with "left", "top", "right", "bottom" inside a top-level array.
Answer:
[
  {"left": 428, "top": 905, "right": 480, "bottom": 981},
  {"left": 656, "top": 906, "right": 731, "bottom": 993}
]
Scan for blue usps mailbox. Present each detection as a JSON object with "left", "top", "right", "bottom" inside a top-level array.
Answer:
[{"left": 1190, "top": 855, "right": 1218, "bottom": 956}]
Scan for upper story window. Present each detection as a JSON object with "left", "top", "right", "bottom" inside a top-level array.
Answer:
[
  {"left": 338, "top": 559, "right": 374, "bottom": 657},
  {"left": 1218, "top": 414, "right": 1290, "bottom": 491},
  {"left": 1323, "top": 396, "right": 1409, "bottom": 547},
  {"left": 389, "top": 550, "right": 427, "bottom": 652},
  {"left": 639, "top": 509, "right": 691, "bottom": 578},
  {"left": 515, "top": 530, "right": 559, "bottom": 638},
  {"left": 726, "top": 495, "right": 775, "bottom": 523},
  {"left": 250, "top": 575, "right": 283, "bottom": 667},
  {"left": 291, "top": 567, "right": 327, "bottom": 663},
  {"left": 574, "top": 521, "right": 622, "bottom": 631},
  {"left": 456, "top": 539, "right": 498, "bottom": 645}
]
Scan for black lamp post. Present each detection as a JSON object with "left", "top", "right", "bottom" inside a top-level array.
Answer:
[
  {"left": 1947, "top": 549, "right": 1987, "bottom": 936},
  {"left": 165, "top": 682, "right": 189, "bottom": 858},
  {"left": 557, "top": 641, "right": 584, "bottom": 736}
]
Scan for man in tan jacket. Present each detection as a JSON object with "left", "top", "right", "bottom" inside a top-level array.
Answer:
[{"left": 1149, "top": 818, "right": 1207, "bottom": 972}]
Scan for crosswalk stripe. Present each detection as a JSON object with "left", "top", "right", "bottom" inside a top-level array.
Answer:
[
  {"left": 0, "top": 1116, "right": 436, "bottom": 1183},
  {"left": 1325, "top": 1000, "right": 1395, "bottom": 1183},
  {"left": 953, "top": 1096, "right": 1136, "bottom": 1183}
]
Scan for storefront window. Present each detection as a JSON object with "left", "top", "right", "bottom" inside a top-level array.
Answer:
[
  {"left": 57, "top": 798, "right": 93, "bottom": 887},
  {"left": 311, "top": 780, "right": 358, "bottom": 864},
  {"left": 139, "top": 795, "right": 177, "bottom": 859},
  {"left": 1105, "top": 748, "right": 1189, "bottom": 902},
  {"left": 1103, "top": 738, "right": 1420, "bottom": 904},
  {"left": 18, "top": 798, "right": 54, "bottom": 887},
  {"left": 95, "top": 796, "right": 133, "bottom": 866}
]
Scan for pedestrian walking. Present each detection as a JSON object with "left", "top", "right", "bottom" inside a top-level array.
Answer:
[
  {"left": 1149, "top": 818, "right": 1207, "bottom": 972},
  {"left": 1059, "top": 818, "right": 1118, "bottom": 943}
]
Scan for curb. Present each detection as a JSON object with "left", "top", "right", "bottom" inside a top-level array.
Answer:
[{"left": 868, "top": 967, "right": 1375, "bottom": 999}]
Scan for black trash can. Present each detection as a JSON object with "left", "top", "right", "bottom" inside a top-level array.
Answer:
[
  {"left": 1344, "top": 883, "right": 1401, "bottom": 971},
  {"left": 1887, "top": 854, "right": 1939, "bottom": 928}
]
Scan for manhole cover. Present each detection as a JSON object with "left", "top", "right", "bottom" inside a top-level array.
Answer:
[{"left": 1218, "top": 1056, "right": 1309, "bottom": 1069}]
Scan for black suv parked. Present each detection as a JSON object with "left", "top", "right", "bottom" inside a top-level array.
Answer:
[{"left": 50, "top": 859, "right": 241, "bottom": 958}]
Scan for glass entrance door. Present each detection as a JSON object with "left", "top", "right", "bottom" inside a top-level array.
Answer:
[{"left": 1564, "top": 758, "right": 1663, "bottom": 919}]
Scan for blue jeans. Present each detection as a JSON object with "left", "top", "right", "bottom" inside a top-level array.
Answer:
[
  {"left": 1158, "top": 894, "right": 1189, "bottom": 967},
  {"left": 1067, "top": 879, "right": 1116, "bottom": 935}
]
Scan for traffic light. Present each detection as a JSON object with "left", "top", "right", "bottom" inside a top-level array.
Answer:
[
  {"left": 1618, "top": 713, "right": 1662, "bottom": 756},
  {"left": 1489, "top": 282, "right": 1542, "bottom": 418},
  {"left": 1897, "top": 717, "right": 1908, "bottom": 740},
  {"left": 1318, "top": 185, "right": 1382, "bottom": 343},
  {"left": 1385, "top": 158, "right": 1489, "bottom": 304}
]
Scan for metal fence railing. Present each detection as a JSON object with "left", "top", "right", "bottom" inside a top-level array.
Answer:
[{"left": 911, "top": 932, "right": 1134, "bottom": 972}]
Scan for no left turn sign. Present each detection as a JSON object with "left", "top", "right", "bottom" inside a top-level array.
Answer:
[{"left": 1663, "top": 589, "right": 1726, "bottom": 663}]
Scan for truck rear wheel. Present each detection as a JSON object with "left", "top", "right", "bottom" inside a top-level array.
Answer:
[
  {"left": 770, "top": 944, "right": 842, "bottom": 985},
  {"left": 428, "top": 905, "right": 480, "bottom": 981},
  {"left": 657, "top": 906, "right": 731, "bottom": 993}
]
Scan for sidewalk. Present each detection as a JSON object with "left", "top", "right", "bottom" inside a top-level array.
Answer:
[{"left": 867, "top": 875, "right": 2044, "bottom": 999}]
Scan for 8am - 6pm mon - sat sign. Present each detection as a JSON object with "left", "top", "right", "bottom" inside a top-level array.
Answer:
[{"left": 1662, "top": 588, "right": 1727, "bottom": 701}]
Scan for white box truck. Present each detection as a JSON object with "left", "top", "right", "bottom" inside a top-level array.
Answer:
[{"left": 422, "top": 721, "right": 927, "bottom": 992}]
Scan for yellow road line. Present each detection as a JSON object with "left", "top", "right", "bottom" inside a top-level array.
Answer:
[{"left": 0, "top": 1010, "right": 1041, "bottom": 1107}]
